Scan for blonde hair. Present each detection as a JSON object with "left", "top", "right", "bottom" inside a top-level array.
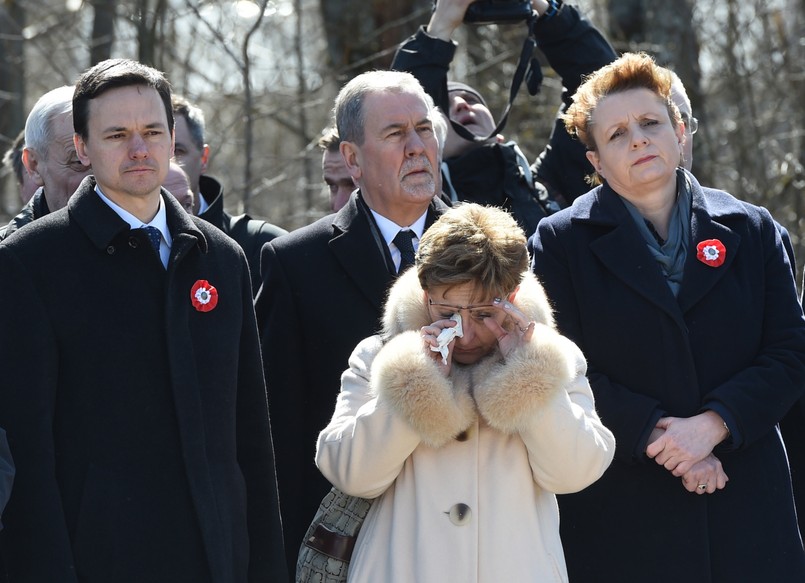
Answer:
[
  {"left": 563, "top": 52, "right": 681, "bottom": 153},
  {"left": 416, "top": 204, "right": 528, "bottom": 301}
]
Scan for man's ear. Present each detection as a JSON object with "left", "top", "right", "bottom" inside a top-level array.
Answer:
[
  {"left": 22, "top": 148, "right": 45, "bottom": 187},
  {"left": 200, "top": 144, "right": 210, "bottom": 174},
  {"left": 340, "top": 141, "right": 361, "bottom": 180},
  {"left": 74, "top": 134, "right": 91, "bottom": 167}
]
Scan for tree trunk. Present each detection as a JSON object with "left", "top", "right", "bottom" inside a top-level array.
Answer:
[
  {"left": 137, "top": 0, "right": 168, "bottom": 68},
  {"left": 0, "top": 1, "right": 25, "bottom": 145},
  {"left": 295, "top": 0, "right": 315, "bottom": 211},
  {"left": 90, "top": 0, "right": 116, "bottom": 65},
  {"left": 0, "top": 1, "right": 25, "bottom": 216},
  {"left": 318, "top": 0, "right": 428, "bottom": 79}
]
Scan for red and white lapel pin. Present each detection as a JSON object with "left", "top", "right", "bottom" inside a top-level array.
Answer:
[
  {"left": 191, "top": 279, "right": 218, "bottom": 312},
  {"left": 696, "top": 239, "right": 726, "bottom": 268}
]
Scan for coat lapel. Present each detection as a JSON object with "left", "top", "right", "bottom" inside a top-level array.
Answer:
[
  {"left": 164, "top": 191, "right": 208, "bottom": 267},
  {"left": 328, "top": 194, "right": 394, "bottom": 312},
  {"left": 677, "top": 179, "right": 743, "bottom": 313},
  {"left": 582, "top": 186, "right": 687, "bottom": 330},
  {"left": 328, "top": 194, "right": 449, "bottom": 312},
  {"left": 68, "top": 176, "right": 132, "bottom": 248}
]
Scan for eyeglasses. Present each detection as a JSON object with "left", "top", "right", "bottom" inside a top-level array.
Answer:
[
  {"left": 681, "top": 112, "right": 699, "bottom": 135},
  {"left": 428, "top": 297, "right": 499, "bottom": 320}
]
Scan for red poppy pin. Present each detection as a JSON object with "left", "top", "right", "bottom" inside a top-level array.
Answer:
[
  {"left": 696, "top": 239, "right": 726, "bottom": 268},
  {"left": 191, "top": 279, "right": 218, "bottom": 312}
]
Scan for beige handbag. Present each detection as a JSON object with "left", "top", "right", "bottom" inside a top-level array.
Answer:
[{"left": 295, "top": 486, "right": 373, "bottom": 583}]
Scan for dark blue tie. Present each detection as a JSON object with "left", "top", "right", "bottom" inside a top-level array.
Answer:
[
  {"left": 143, "top": 226, "right": 162, "bottom": 253},
  {"left": 393, "top": 229, "right": 416, "bottom": 273}
]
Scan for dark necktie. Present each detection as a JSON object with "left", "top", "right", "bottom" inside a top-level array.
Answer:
[
  {"left": 143, "top": 226, "right": 162, "bottom": 253},
  {"left": 393, "top": 229, "right": 416, "bottom": 273}
]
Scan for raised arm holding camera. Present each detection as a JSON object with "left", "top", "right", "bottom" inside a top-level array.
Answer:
[{"left": 392, "top": 0, "right": 616, "bottom": 235}]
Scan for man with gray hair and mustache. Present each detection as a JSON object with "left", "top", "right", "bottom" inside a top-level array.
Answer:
[{"left": 255, "top": 69, "right": 448, "bottom": 573}]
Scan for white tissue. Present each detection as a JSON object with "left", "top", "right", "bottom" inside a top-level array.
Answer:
[{"left": 430, "top": 313, "right": 463, "bottom": 365}]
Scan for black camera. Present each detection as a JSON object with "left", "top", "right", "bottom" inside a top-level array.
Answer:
[{"left": 463, "top": 0, "right": 534, "bottom": 24}]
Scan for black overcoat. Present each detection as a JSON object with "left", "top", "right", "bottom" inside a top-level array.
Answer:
[
  {"left": 255, "top": 191, "right": 446, "bottom": 572},
  {"left": 0, "top": 177, "right": 286, "bottom": 582},
  {"left": 531, "top": 170, "right": 805, "bottom": 582}
]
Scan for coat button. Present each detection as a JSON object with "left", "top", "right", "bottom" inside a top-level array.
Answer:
[
  {"left": 447, "top": 503, "right": 472, "bottom": 526},
  {"left": 128, "top": 237, "right": 139, "bottom": 248},
  {"left": 106, "top": 245, "right": 115, "bottom": 255}
]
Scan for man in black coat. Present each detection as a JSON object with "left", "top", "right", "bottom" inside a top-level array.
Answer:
[
  {"left": 391, "top": 0, "right": 617, "bottom": 233},
  {"left": 172, "top": 95, "right": 287, "bottom": 296},
  {"left": 255, "top": 70, "right": 448, "bottom": 574},
  {"left": 0, "top": 58, "right": 286, "bottom": 582}
]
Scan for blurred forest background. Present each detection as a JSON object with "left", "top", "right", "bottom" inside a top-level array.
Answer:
[{"left": 1, "top": 0, "right": 804, "bottom": 277}]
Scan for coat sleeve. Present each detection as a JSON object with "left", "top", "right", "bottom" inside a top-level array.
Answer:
[
  {"left": 390, "top": 26, "right": 456, "bottom": 117},
  {"left": 473, "top": 325, "right": 615, "bottom": 493},
  {"left": 316, "top": 336, "right": 422, "bottom": 498},
  {"left": 531, "top": 3, "right": 617, "bottom": 204},
  {"left": 316, "top": 332, "right": 478, "bottom": 498},
  {"left": 0, "top": 247, "right": 79, "bottom": 581},
  {"left": 701, "top": 207, "right": 805, "bottom": 449}
]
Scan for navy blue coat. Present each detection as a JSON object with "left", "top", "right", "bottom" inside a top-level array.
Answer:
[
  {"left": 0, "top": 177, "right": 286, "bottom": 583},
  {"left": 530, "top": 170, "right": 805, "bottom": 582}
]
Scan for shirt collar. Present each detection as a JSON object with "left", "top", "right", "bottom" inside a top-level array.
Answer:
[
  {"left": 95, "top": 185, "right": 172, "bottom": 247},
  {"left": 370, "top": 208, "right": 428, "bottom": 248}
]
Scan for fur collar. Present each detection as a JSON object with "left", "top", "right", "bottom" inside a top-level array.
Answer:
[{"left": 370, "top": 268, "right": 581, "bottom": 447}]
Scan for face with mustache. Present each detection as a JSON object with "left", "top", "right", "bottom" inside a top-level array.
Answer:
[
  {"left": 341, "top": 89, "right": 441, "bottom": 226},
  {"left": 76, "top": 84, "right": 174, "bottom": 219}
]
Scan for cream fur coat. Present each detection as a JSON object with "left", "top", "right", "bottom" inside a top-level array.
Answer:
[{"left": 316, "top": 269, "right": 615, "bottom": 583}]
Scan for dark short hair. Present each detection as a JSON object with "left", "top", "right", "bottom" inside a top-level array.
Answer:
[{"left": 73, "top": 58, "right": 174, "bottom": 140}]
